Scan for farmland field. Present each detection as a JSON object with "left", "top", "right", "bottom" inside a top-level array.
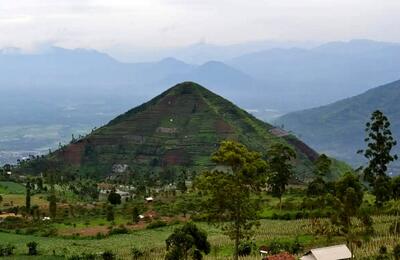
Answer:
[
  {"left": 0, "top": 181, "right": 26, "bottom": 194},
  {"left": 0, "top": 216, "right": 398, "bottom": 259},
  {"left": 0, "top": 194, "right": 48, "bottom": 207}
]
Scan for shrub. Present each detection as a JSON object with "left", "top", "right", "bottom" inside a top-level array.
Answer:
[
  {"left": 238, "top": 241, "right": 255, "bottom": 256},
  {"left": 379, "top": 246, "right": 388, "bottom": 254},
  {"left": 146, "top": 220, "right": 167, "bottom": 229},
  {"left": 268, "top": 241, "right": 285, "bottom": 255},
  {"left": 267, "top": 239, "right": 304, "bottom": 255},
  {"left": 102, "top": 250, "right": 115, "bottom": 260},
  {"left": 165, "top": 223, "right": 210, "bottom": 260},
  {"left": 108, "top": 226, "right": 129, "bottom": 235},
  {"left": 376, "top": 245, "right": 390, "bottom": 260},
  {"left": 40, "top": 228, "right": 58, "bottom": 237},
  {"left": 288, "top": 238, "right": 303, "bottom": 254},
  {"left": 0, "top": 243, "right": 15, "bottom": 256},
  {"left": 27, "top": 241, "right": 38, "bottom": 255},
  {"left": 131, "top": 247, "right": 144, "bottom": 259}
]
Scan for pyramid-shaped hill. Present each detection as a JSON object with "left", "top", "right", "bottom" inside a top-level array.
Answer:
[{"left": 57, "top": 82, "right": 318, "bottom": 177}]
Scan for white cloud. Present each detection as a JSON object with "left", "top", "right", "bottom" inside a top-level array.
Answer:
[{"left": 0, "top": 0, "right": 399, "bottom": 51}]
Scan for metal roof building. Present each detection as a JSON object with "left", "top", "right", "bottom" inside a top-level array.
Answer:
[{"left": 300, "top": 244, "right": 352, "bottom": 260}]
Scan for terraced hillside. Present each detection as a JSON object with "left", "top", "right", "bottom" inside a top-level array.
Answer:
[{"left": 55, "top": 82, "right": 318, "bottom": 177}]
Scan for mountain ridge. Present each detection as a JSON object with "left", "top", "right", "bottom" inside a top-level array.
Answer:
[{"left": 275, "top": 79, "right": 400, "bottom": 170}]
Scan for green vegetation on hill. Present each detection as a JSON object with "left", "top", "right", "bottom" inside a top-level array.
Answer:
[
  {"left": 276, "top": 79, "right": 400, "bottom": 170},
  {"left": 22, "top": 82, "right": 319, "bottom": 179}
]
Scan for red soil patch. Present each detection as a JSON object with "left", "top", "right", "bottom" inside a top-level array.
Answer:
[
  {"left": 58, "top": 140, "right": 85, "bottom": 165},
  {"left": 265, "top": 252, "right": 296, "bottom": 260},
  {"left": 59, "top": 215, "right": 191, "bottom": 237},
  {"left": 58, "top": 225, "right": 110, "bottom": 237},
  {"left": 215, "top": 119, "right": 234, "bottom": 135},
  {"left": 285, "top": 137, "right": 319, "bottom": 161},
  {"left": 162, "top": 149, "right": 190, "bottom": 166}
]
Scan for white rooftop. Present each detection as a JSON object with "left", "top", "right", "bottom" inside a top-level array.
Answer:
[{"left": 300, "top": 244, "right": 352, "bottom": 260}]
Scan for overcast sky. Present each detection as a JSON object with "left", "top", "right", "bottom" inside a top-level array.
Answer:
[{"left": 0, "top": 0, "right": 399, "bottom": 52}]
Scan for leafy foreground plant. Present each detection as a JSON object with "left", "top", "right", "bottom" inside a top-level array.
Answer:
[{"left": 165, "top": 222, "right": 210, "bottom": 260}]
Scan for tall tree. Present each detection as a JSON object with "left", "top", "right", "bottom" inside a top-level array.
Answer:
[
  {"left": 359, "top": 110, "right": 398, "bottom": 207},
  {"left": 48, "top": 181, "right": 57, "bottom": 219},
  {"left": 25, "top": 181, "right": 32, "bottom": 213},
  {"left": 165, "top": 222, "right": 210, "bottom": 260},
  {"left": 177, "top": 174, "right": 188, "bottom": 193},
  {"left": 331, "top": 172, "right": 365, "bottom": 258},
  {"left": 393, "top": 176, "right": 400, "bottom": 201},
  {"left": 36, "top": 178, "right": 43, "bottom": 191},
  {"left": 266, "top": 143, "right": 296, "bottom": 211},
  {"left": 106, "top": 205, "right": 114, "bottom": 222},
  {"left": 132, "top": 206, "right": 140, "bottom": 223},
  {"left": 108, "top": 189, "right": 121, "bottom": 205},
  {"left": 314, "top": 154, "right": 332, "bottom": 178},
  {"left": 307, "top": 154, "right": 332, "bottom": 197},
  {"left": 197, "top": 141, "right": 268, "bottom": 260}
]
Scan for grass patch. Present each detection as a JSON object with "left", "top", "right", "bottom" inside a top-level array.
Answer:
[{"left": 0, "top": 182, "right": 25, "bottom": 194}]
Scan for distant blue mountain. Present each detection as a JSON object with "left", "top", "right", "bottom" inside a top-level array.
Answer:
[{"left": 229, "top": 39, "right": 400, "bottom": 109}]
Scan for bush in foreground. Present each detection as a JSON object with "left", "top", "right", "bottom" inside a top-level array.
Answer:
[
  {"left": 27, "top": 241, "right": 38, "bottom": 256},
  {"left": 0, "top": 243, "right": 15, "bottom": 256}
]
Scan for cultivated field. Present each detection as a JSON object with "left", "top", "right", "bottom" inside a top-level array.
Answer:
[{"left": 0, "top": 216, "right": 398, "bottom": 259}]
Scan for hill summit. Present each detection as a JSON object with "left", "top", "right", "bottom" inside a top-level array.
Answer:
[{"left": 57, "top": 82, "right": 318, "bottom": 177}]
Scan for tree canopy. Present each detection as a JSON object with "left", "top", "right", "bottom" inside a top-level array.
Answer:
[
  {"left": 108, "top": 190, "right": 122, "bottom": 205},
  {"left": 266, "top": 143, "right": 296, "bottom": 210},
  {"left": 196, "top": 140, "right": 268, "bottom": 260},
  {"left": 165, "top": 222, "right": 210, "bottom": 260},
  {"left": 359, "top": 110, "right": 398, "bottom": 206}
]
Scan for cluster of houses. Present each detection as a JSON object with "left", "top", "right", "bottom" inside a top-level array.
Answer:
[
  {"left": 98, "top": 183, "right": 133, "bottom": 201},
  {"left": 98, "top": 183, "right": 156, "bottom": 204}
]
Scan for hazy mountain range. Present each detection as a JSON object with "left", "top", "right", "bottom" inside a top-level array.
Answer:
[
  {"left": 109, "top": 40, "right": 320, "bottom": 64},
  {"left": 229, "top": 39, "right": 400, "bottom": 109},
  {"left": 1, "top": 39, "right": 400, "bottom": 164}
]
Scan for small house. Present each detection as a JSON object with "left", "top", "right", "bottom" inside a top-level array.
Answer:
[
  {"left": 259, "top": 245, "right": 269, "bottom": 257},
  {"left": 300, "top": 244, "right": 351, "bottom": 260},
  {"left": 145, "top": 197, "right": 154, "bottom": 203}
]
